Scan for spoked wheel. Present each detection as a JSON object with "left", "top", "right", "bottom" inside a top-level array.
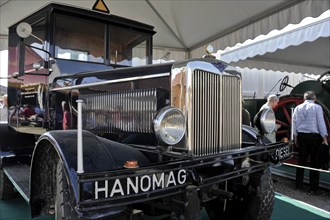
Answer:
[
  {"left": 274, "top": 95, "right": 303, "bottom": 143},
  {"left": 318, "top": 71, "right": 330, "bottom": 92},
  {"left": 279, "top": 76, "right": 290, "bottom": 92}
]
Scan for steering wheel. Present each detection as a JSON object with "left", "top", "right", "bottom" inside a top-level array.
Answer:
[
  {"left": 318, "top": 70, "right": 330, "bottom": 91},
  {"left": 317, "top": 70, "right": 330, "bottom": 82},
  {"left": 279, "top": 76, "right": 289, "bottom": 92}
]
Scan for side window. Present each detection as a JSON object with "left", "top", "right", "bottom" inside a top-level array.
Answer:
[
  {"left": 24, "top": 19, "right": 45, "bottom": 49},
  {"left": 24, "top": 19, "right": 48, "bottom": 75},
  {"left": 110, "top": 27, "right": 149, "bottom": 67},
  {"left": 54, "top": 15, "right": 105, "bottom": 63},
  {"left": 8, "top": 19, "right": 47, "bottom": 76}
]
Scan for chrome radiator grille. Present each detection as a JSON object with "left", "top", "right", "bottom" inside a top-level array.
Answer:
[
  {"left": 171, "top": 60, "right": 242, "bottom": 156},
  {"left": 190, "top": 70, "right": 242, "bottom": 156},
  {"left": 80, "top": 89, "right": 160, "bottom": 133}
]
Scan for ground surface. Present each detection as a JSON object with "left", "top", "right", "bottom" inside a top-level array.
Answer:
[{"left": 273, "top": 175, "right": 330, "bottom": 212}]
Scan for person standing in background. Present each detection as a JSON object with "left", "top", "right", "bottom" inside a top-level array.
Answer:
[
  {"left": 292, "top": 91, "right": 328, "bottom": 194},
  {"left": 61, "top": 101, "right": 71, "bottom": 130},
  {"left": 242, "top": 100, "right": 251, "bottom": 126},
  {"left": 22, "top": 104, "right": 36, "bottom": 119},
  {"left": 0, "top": 94, "right": 8, "bottom": 122},
  {"left": 259, "top": 94, "right": 281, "bottom": 142}
]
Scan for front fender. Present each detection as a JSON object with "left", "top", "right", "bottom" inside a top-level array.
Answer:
[
  {"left": 242, "top": 125, "right": 271, "bottom": 144},
  {"left": 30, "top": 130, "right": 150, "bottom": 217}
]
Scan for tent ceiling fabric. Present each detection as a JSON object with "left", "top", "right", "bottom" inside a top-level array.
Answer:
[
  {"left": 231, "top": 36, "right": 330, "bottom": 75},
  {"left": 0, "top": 0, "right": 289, "bottom": 50},
  {"left": 1, "top": 0, "right": 327, "bottom": 51},
  {"left": 220, "top": 11, "right": 330, "bottom": 63},
  {"left": 0, "top": 0, "right": 329, "bottom": 74},
  {"left": 253, "top": 37, "right": 330, "bottom": 70}
]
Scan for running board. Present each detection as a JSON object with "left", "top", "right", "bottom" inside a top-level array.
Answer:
[{"left": 3, "top": 164, "right": 30, "bottom": 203}]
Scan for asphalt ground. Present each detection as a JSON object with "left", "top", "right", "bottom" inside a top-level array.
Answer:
[{"left": 273, "top": 174, "right": 330, "bottom": 213}]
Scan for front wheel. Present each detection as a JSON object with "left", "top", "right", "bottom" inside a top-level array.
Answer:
[
  {"left": 55, "top": 160, "right": 77, "bottom": 219},
  {"left": 206, "top": 168, "right": 274, "bottom": 220}
]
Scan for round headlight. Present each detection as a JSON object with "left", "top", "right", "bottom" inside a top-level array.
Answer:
[
  {"left": 33, "top": 62, "right": 41, "bottom": 70},
  {"left": 254, "top": 108, "right": 276, "bottom": 134},
  {"left": 154, "top": 107, "right": 185, "bottom": 145}
]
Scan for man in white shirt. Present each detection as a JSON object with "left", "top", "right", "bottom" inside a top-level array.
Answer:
[{"left": 292, "top": 91, "right": 328, "bottom": 194}]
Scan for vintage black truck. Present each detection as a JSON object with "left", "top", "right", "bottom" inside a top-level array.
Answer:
[{"left": 0, "top": 3, "right": 292, "bottom": 220}]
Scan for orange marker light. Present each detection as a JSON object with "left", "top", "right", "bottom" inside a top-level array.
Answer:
[{"left": 124, "top": 160, "right": 139, "bottom": 168}]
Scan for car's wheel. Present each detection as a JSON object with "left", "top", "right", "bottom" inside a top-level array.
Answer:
[
  {"left": 55, "top": 160, "right": 77, "bottom": 219},
  {"left": 0, "top": 168, "right": 16, "bottom": 200},
  {"left": 206, "top": 168, "right": 274, "bottom": 220}
]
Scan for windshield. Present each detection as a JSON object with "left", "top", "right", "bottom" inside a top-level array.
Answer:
[{"left": 54, "top": 15, "right": 149, "bottom": 67}]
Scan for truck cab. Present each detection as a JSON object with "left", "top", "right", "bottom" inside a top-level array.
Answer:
[{"left": 6, "top": 3, "right": 154, "bottom": 135}]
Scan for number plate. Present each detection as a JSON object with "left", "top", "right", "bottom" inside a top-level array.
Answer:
[{"left": 275, "top": 145, "right": 291, "bottom": 159}]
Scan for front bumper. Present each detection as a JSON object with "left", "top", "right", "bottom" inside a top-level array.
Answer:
[{"left": 75, "top": 141, "right": 292, "bottom": 218}]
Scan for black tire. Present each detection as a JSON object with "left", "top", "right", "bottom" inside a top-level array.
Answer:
[
  {"left": 0, "top": 168, "right": 16, "bottom": 200},
  {"left": 206, "top": 168, "right": 274, "bottom": 220},
  {"left": 55, "top": 160, "right": 77, "bottom": 219}
]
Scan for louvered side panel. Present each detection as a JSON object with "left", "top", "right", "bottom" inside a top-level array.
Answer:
[{"left": 80, "top": 89, "right": 158, "bottom": 134}]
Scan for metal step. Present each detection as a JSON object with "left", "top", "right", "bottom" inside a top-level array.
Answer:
[{"left": 3, "top": 164, "right": 30, "bottom": 202}]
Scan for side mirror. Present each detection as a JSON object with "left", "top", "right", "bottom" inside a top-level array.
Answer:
[{"left": 17, "top": 22, "right": 44, "bottom": 44}]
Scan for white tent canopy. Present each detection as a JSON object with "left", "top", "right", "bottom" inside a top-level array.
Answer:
[
  {"left": 1, "top": 1, "right": 329, "bottom": 56},
  {"left": 218, "top": 10, "right": 330, "bottom": 75},
  {"left": 0, "top": 0, "right": 329, "bottom": 99},
  {"left": 0, "top": 0, "right": 329, "bottom": 82},
  {"left": 189, "top": 0, "right": 329, "bottom": 57},
  {"left": 219, "top": 10, "right": 330, "bottom": 63}
]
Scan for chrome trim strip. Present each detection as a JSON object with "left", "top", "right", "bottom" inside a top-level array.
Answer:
[
  {"left": 76, "top": 100, "right": 84, "bottom": 174},
  {"left": 51, "top": 73, "right": 170, "bottom": 91}
]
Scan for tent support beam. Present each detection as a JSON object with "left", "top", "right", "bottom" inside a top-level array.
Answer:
[
  {"left": 145, "top": 0, "right": 188, "bottom": 50},
  {"left": 0, "top": 0, "right": 12, "bottom": 8}
]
